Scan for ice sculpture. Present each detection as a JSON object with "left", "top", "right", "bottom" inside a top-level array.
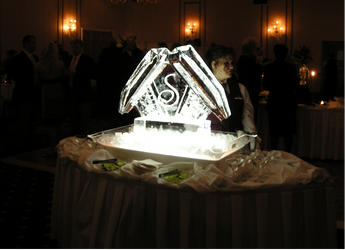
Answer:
[
  {"left": 119, "top": 45, "right": 231, "bottom": 123},
  {"left": 88, "top": 46, "right": 256, "bottom": 167}
]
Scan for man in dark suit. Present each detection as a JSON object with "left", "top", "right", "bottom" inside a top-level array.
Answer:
[
  {"left": 7, "top": 35, "right": 40, "bottom": 148},
  {"left": 9, "top": 35, "right": 39, "bottom": 102},
  {"left": 121, "top": 37, "right": 143, "bottom": 83},
  {"left": 237, "top": 37, "right": 263, "bottom": 125},
  {"left": 119, "top": 36, "right": 143, "bottom": 125},
  {"left": 262, "top": 44, "right": 299, "bottom": 152},
  {"left": 66, "top": 39, "right": 95, "bottom": 135},
  {"left": 96, "top": 38, "right": 123, "bottom": 126}
]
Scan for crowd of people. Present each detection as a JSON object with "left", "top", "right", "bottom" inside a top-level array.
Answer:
[
  {"left": 0, "top": 34, "right": 322, "bottom": 156},
  {"left": 0, "top": 35, "right": 147, "bottom": 156},
  {"left": 202, "top": 38, "right": 301, "bottom": 153}
]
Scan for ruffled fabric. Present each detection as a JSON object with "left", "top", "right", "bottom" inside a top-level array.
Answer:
[{"left": 57, "top": 137, "right": 331, "bottom": 194}]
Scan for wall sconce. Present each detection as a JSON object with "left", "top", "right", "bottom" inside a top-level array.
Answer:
[
  {"left": 268, "top": 21, "right": 283, "bottom": 37},
  {"left": 68, "top": 19, "right": 76, "bottom": 33},
  {"left": 185, "top": 23, "right": 196, "bottom": 38}
]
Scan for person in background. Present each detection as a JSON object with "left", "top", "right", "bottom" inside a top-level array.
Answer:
[
  {"left": 7, "top": 35, "right": 40, "bottom": 149},
  {"left": 322, "top": 52, "right": 339, "bottom": 101},
  {"left": 192, "top": 38, "right": 204, "bottom": 59},
  {"left": 66, "top": 39, "right": 95, "bottom": 135},
  {"left": 170, "top": 42, "right": 181, "bottom": 51},
  {"left": 158, "top": 42, "right": 168, "bottom": 48},
  {"left": 96, "top": 38, "right": 123, "bottom": 127},
  {"left": 120, "top": 36, "right": 143, "bottom": 85},
  {"left": 54, "top": 41, "right": 69, "bottom": 67},
  {"left": 119, "top": 36, "right": 142, "bottom": 125},
  {"left": 34, "top": 42, "right": 67, "bottom": 157},
  {"left": 122, "top": 36, "right": 143, "bottom": 71},
  {"left": 262, "top": 44, "right": 299, "bottom": 152},
  {"left": 185, "top": 39, "right": 193, "bottom": 46},
  {"left": 256, "top": 46, "right": 264, "bottom": 66},
  {"left": 204, "top": 43, "right": 259, "bottom": 147},
  {"left": 236, "top": 37, "right": 263, "bottom": 124},
  {"left": 1, "top": 49, "right": 17, "bottom": 81}
]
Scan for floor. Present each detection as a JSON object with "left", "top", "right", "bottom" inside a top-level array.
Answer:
[{"left": 0, "top": 162, "right": 58, "bottom": 248}]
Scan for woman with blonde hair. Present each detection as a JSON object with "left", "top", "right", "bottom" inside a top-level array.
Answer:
[{"left": 34, "top": 42, "right": 67, "bottom": 157}]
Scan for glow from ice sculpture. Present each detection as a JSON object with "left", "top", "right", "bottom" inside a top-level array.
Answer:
[
  {"left": 119, "top": 45, "right": 231, "bottom": 123},
  {"left": 92, "top": 45, "right": 254, "bottom": 162},
  {"left": 92, "top": 125, "right": 254, "bottom": 161}
]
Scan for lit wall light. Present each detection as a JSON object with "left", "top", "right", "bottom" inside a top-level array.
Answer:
[
  {"left": 185, "top": 23, "right": 196, "bottom": 38},
  {"left": 268, "top": 21, "right": 283, "bottom": 37},
  {"left": 69, "top": 20, "right": 76, "bottom": 33},
  {"left": 108, "top": 0, "right": 161, "bottom": 4}
]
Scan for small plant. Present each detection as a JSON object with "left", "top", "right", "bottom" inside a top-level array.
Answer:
[{"left": 293, "top": 45, "right": 313, "bottom": 66}]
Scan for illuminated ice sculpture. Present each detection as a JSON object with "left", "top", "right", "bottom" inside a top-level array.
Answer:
[
  {"left": 119, "top": 45, "right": 231, "bottom": 134},
  {"left": 87, "top": 46, "right": 256, "bottom": 166}
]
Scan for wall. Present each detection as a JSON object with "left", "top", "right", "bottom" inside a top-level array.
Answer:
[
  {"left": 0, "top": 0, "right": 59, "bottom": 61},
  {"left": 291, "top": 0, "right": 344, "bottom": 90},
  {"left": 0, "top": 0, "right": 343, "bottom": 91},
  {"left": 204, "top": 1, "right": 263, "bottom": 57}
]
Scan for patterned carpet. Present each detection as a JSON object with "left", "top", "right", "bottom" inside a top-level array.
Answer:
[
  {"left": 0, "top": 116, "right": 60, "bottom": 248},
  {"left": 0, "top": 162, "right": 58, "bottom": 249}
]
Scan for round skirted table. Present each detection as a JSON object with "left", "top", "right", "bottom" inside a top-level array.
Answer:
[
  {"left": 257, "top": 98, "right": 344, "bottom": 160},
  {"left": 50, "top": 137, "right": 337, "bottom": 248}
]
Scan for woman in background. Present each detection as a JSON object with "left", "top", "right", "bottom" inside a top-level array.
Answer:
[
  {"left": 204, "top": 44, "right": 259, "bottom": 145},
  {"left": 34, "top": 42, "right": 67, "bottom": 157}
]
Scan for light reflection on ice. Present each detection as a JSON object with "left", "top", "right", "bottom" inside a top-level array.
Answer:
[
  {"left": 119, "top": 45, "right": 231, "bottom": 121},
  {"left": 94, "top": 127, "right": 252, "bottom": 161},
  {"left": 90, "top": 45, "right": 255, "bottom": 162}
]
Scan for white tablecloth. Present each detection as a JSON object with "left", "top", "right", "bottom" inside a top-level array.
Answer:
[
  {"left": 50, "top": 137, "right": 337, "bottom": 248},
  {"left": 257, "top": 99, "right": 344, "bottom": 160}
]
